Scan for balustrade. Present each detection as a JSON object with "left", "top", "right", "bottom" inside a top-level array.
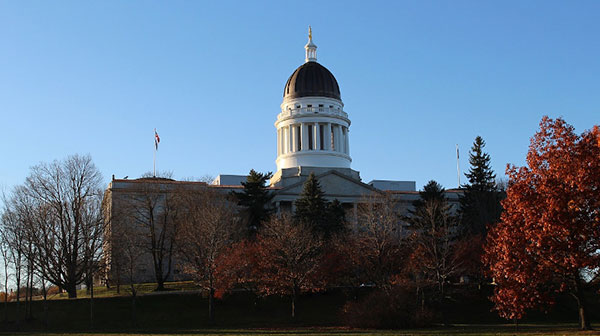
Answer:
[{"left": 277, "top": 107, "right": 348, "bottom": 120}]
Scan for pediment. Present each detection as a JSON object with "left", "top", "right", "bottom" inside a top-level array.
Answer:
[{"left": 276, "top": 170, "right": 378, "bottom": 199}]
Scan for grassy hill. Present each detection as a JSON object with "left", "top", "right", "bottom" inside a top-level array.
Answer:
[{"left": 2, "top": 282, "right": 598, "bottom": 333}]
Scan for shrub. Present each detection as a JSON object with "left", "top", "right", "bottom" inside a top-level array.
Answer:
[
  {"left": 47, "top": 286, "right": 61, "bottom": 296},
  {"left": 340, "top": 287, "right": 436, "bottom": 328}
]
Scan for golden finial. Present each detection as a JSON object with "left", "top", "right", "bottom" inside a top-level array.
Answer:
[{"left": 308, "top": 26, "right": 312, "bottom": 40}]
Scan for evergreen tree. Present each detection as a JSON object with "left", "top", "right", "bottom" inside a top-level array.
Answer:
[
  {"left": 231, "top": 170, "right": 274, "bottom": 236},
  {"left": 459, "top": 136, "right": 503, "bottom": 235},
  {"left": 294, "top": 173, "right": 327, "bottom": 230},
  {"left": 412, "top": 180, "right": 446, "bottom": 210},
  {"left": 408, "top": 180, "right": 453, "bottom": 230},
  {"left": 464, "top": 136, "right": 496, "bottom": 192},
  {"left": 294, "top": 173, "right": 346, "bottom": 238},
  {"left": 326, "top": 199, "right": 347, "bottom": 237}
]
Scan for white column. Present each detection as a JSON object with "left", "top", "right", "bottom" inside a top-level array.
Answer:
[
  {"left": 301, "top": 123, "right": 308, "bottom": 151},
  {"left": 277, "top": 128, "right": 281, "bottom": 156},
  {"left": 339, "top": 127, "right": 345, "bottom": 154},
  {"left": 289, "top": 125, "right": 295, "bottom": 152},
  {"left": 324, "top": 123, "right": 332, "bottom": 150},
  {"left": 283, "top": 127, "right": 288, "bottom": 154},
  {"left": 345, "top": 127, "right": 350, "bottom": 154},
  {"left": 334, "top": 124, "right": 341, "bottom": 152},
  {"left": 315, "top": 123, "right": 321, "bottom": 151},
  {"left": 284, "top": 127, "right": 288, "bottom": 154}
]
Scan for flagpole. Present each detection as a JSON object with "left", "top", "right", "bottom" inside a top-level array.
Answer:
[
  {"left": 153, "top": 128, "right": 157, "bottom": 177},
  {"left": 456, "top": 144, "right": 461, "bottom": 188}
]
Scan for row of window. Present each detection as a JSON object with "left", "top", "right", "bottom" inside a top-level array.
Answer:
[{"left": 286, "top": 104, "right": 340, "bottom": 112}]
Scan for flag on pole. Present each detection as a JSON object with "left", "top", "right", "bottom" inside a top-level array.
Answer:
[
  {"left": 154, "top": 129, "right": 160, "bottom": 150},
  {"left": 456, "top": 144, "right": 461, "bottom": 188}
]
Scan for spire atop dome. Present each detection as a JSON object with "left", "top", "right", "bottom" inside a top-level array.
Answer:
[{"left": 305, "top": 26, "right": 317, "bottom": 63}]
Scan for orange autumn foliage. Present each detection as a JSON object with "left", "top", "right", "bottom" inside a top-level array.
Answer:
[{"left": 484, "top": 117, "right": 600, "bottom": 328}]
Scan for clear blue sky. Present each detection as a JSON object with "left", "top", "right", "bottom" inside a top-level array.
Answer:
[{"left": 1, "top": 1, "right": 598, "bottom": 192}]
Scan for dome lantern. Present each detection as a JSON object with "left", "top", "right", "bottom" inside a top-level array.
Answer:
[{"left": 305, "top": 26, "right": 317, "bottom": 63}]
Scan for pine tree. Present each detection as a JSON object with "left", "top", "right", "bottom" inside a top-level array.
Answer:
[
  {"left": 464, "top": 136, "right": 496, "bottom": 192},
  {"left": 412, "top": 180, "right": 446, "bottom": 210},
  {"left": 326, "top": 199, "right": 347, "bottom": 237},
  {"left": 408, "top": 180, "right": 454, "bottom": 230},
  {"left": 231, "top": 170, "right": 274, "bottom": 236},
  {"left": 294, "top": 173, "right": 346, "bottom": 238},
  {"left": 294, "top": 173, "right": 327, "bottom": 230},
  {"left": 459, "top": 136, "right": 502, "bottom": 235}
]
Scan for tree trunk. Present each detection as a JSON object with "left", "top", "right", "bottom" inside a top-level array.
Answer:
[
  {"left": 115, "top": 269, "right": 120, "bottom": 294},
  {"left": 86, "top": 277, "right": 92, "bottom": 295},
  {"left": 291, "top": 286, "right": 297, "bottom": 319},
  {"left": 130, "top": 290, "right": 137, "bottom": 329},
  {"left": 578, "top": 304, "right": 589, "bottom": 330},
  {"left": 3, "top": 268, "right": 7, "bottom": 322},
  {"left": 42, "top": 280, "right": 48, "bottom": 330},
  {"left": 208, "top": 287, "right": 215, "bottom": 323},
  {"left": 27, "top": 266, "right": 34, "bottom": 320},
  {"left": 571, "top": 290, "right": 591, "bottom": 330},
  {"left": 156, "top": 281, "right": 165, "bottom": 291},
  {"left": 15, "top": 277, "right": 21, "bottom": 328},
  {"left": 66, "top": 283, "right": 78, "bottom": 299},
  {"left": 90, "top": 279, "right": 94, "bottom": 330}
]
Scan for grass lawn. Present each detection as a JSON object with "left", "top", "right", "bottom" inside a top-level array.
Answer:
[
  {"left": 43, "top": 281, "right": 201, "bottom": 300},
  {"left": 2, "top": 324, "right": 600, "bottom": 335},
  {"left": 6, "top": 282, "right": 598, "bottom": 335}
]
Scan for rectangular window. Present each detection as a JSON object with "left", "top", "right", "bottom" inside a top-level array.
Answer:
[{"left": 308, "top": 125, "right": 314, "bottom": 150}]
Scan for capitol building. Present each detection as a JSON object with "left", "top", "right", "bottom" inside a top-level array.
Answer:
[{"left": 103, "top": 29, "right": 460, "bottom": 282}]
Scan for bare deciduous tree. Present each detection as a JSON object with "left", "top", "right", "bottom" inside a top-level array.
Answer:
[
  {"left": 107, "top": 213, "right": 146, "bottom": 327},
  {"left": 0, "top": 226, "right": 9, "bottom": 322},
  {"left": 176, "top": 186, "right": 242, "bottom": 322},
  {"left": 119, "top": 179, "right": 180, "bottom": 291},
  {"left": 342, "top": 192, "right": 406, "bottom": 290},
  {"left": 406, "top": 192, "right": 471, "bottom": 320},
  {"left": 20, "top": 154, "right": 104, "bottom": 299},
  {"left": 253, "top": 214, "right": 325, "bottom": 319},
  {"left": 0, "top": 204, "right": 26, "bottom": 324}
]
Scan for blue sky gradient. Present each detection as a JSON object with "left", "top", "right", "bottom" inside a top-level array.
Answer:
[{"left": 1, "top": 1, "right": 598, "bottom": 191}]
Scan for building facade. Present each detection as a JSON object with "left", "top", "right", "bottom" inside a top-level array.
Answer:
[{"left": 103, "top": 29, "right": 461, "bottom": 284}]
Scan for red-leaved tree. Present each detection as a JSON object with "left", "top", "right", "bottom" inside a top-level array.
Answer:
[
  {"left": 484, "top": 117, "right": 600, "bottom": 329},
  {"left": 253, "top": 214, "right": 325, "bottom": 318}
]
